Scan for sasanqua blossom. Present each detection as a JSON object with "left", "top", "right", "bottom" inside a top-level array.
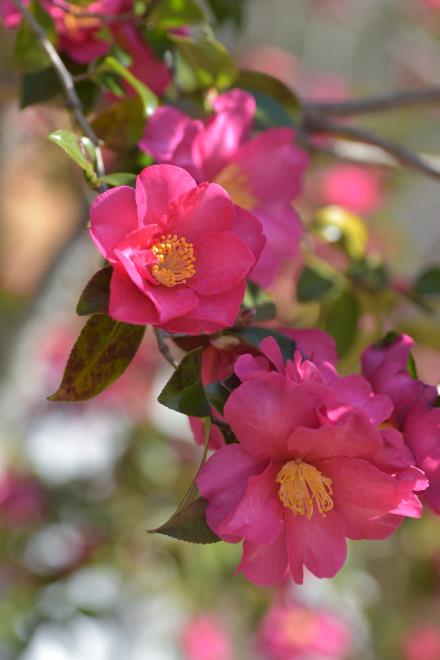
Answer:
[
  {"left": 197, "top": 335, "right": 427, "bottom": 585},
  {"left": 89, "top": 164, "right": 264, "bottom": 334},
  {"left": 139, "top": 89, "right": 308, "bottom": 286}
]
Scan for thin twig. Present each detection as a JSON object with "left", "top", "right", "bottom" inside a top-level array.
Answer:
[
  {"left": 12, "top": 0, "right": 106, "bottom": 186},
  {"left": 303, "top": 113, "right": 440, "bottom": 181},
  {"left": 154, "top": 328, "right": 179, "bottom": 369},
  {"left": 303, "top": 87, "right": 440, "bottom": 116}
]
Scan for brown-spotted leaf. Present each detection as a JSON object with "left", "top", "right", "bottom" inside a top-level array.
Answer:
[
  {"left": 48, "top": 314, "right": 145, "bottom": 401},
  {"left": 76, "top": 267, "right": 112, "bottom": 316}
]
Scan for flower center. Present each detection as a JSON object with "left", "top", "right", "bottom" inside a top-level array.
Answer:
[
  {"left": 63, "top": 4, "right": 101, "bottom": 32},
  {"left": 215, "top": 164, "right": 257, "bottom": 211},
  {"left": 276, "top": 460, "right": 333, "bottom": 519},
  {"left": 150, "top": 234, "right": 196, "bottom": 287}
]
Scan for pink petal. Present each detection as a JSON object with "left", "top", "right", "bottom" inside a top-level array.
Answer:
[
  {"left": 191, "top": 231, "right": 255, "bottom": 295},
  {"left": 139, "top": 106, "right": 192, "bottom": 161},
  {"left": 234, "top": 354, "right": 271, "bottom": 381},
  {"left": 332, "top": 375, "right": 393, "bottom": 425},
  {"left": 224, "top": 374, "right": 319, "bottom": 460},
  {"left": 108, "top": 268, "right": 159, "bottom": 325},
  {"left": 194, "top": 89, "right": 255, "bottom": 179},
  {"left": 135, "top": 164, "right": 196, "bottom": 226},
  {"left": 196, "top": 444, "right": 265, "bottom": 542},
  {"left": 259, "top": 336, "right": 285, "bottom": 373},
  {"left": 319, "top": 457, "right": 414, "bottom": 539},
  {"left": 281, "top": 328, "right": 338, "bottom": 368},
  {"left": 232, "top": 206, "right": 265, "bottom": 264},
  {"left": 165, "top": 182, "right": 235, "bottom": 243},
  {"left": 285, "top": 508, "right": 347, "bottom": 584},
  {"left": 287, "top": 408, "right": 383, "bottom": 461},
  {"left": 189, "top": 417, "right": 224, "bottom": 450},
  {"left": 373, "top": 428, "right": 415, "bottom": 471},
  {"left": 219, "top": 462, "right": 283, "bottom": 545},
  {"left": 237, "top": 531, "right": 288, "bottom": 586},
  {"left": 89, "top": 186, "right": 138, "bottom": 261},
  {"left": 160, "top": 281, "right": 245, "bottom": 335},
  {"left": 140, "top": 281, "right": 198, "bottom": 324}
]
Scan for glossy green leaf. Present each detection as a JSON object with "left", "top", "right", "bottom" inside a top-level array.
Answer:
[
  {"left": 236, "top": 69, "right": 301, "bottom": 128},
  {"left": 91, "top": 96, "right": 145, "bottom": 150},
  {"left": 414, "top": 267, "right": 440, "bottom": 297},
  {"left": 149, "top": 0, "right": 206, "bottom": 28},
  {"left": 323, "top": 289, "right": 360, "bottom": 357},
  {"left": 14, "top": 1, "right": 57, "bottom": 72},
  {"left": 313, "top": 205, "right": 368, "bottom": 259},
  {"left": 243, "top": 281, "right": 277, "bottom": 321},
  {"left": 297, "top": 264, "right": 339, "bottom": 302},
  {"left": 76, "top": 267, "right": 112, "bottom": 316},
  {"left": 48, "top": 130, "right": 96, "bottom": 181},
  {"left": 171, "top": 34, "right": 238, "bottom": 91},
  {"left": 98, "top": 173, "right": 136, "bottom": 187},
  {"left": 48, "top": 315, "right": 145, "bottom": 401},
  {"left": 20, "top": 67, "right": 62, "bottom": 108},
  {"left": 151, "top": 497, "right": 220, "bottom": 544},
  {"left": 230, "top": 327, "right": 296, "bottom": 364},
  {"left": 158, "top": 348, "right": 211, "bottom": 417},
  {"left": 99, "top": 56, "right": 158, "bottom": 116}
]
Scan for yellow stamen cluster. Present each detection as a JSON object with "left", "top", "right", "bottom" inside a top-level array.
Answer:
[
  {"left": 63, "top": 4, "right": 101, "bottom": 32},
  {"left": 151, "top": 234, "right": 196, "bottom": 288},
  {"left": 276, "top": 460, "right": 334, "bottom": 519}
]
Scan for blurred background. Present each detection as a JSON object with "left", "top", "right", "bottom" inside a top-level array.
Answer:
[{"left": 1, "top": 0, "right": 440, "bottom": 658}]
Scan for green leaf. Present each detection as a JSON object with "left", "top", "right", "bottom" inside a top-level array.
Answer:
[
  {"left": 20, "top": 67, "right": 62, "bottom": 108},
  {"left": 230, "top": 327, "right": 296, "bottom": 364},
  {"left": 48, "top": 129, "right": 96, "bottom": 181},
  {"left": 407, "top": 352, "right": 418, "bottom": 379},
  {"left": 14, "top": 0, "right": 57, "bottom": 72},
  {"left": 313, "top": 205, "right": 368, "bottom": 259},
  {"left": 243, "top": 281, "right": 276, "bottom": 321},
  {"left": 158, "top": 348, "right": 211, "bottom": 416},
  {"left": 48, "top": 315, "right": 145, "bottom": 401},
  {"left": 149, "top": 0, "right": 206, "bottom": 28},
  {"left": 323, "top": 289, "right": 360, "bottom": 357},
  {"left": 348, "top": 257, "right": 389, "bottom": 292},
  {"left": 98, "top": 172, "right": 136, "bottom": 187},
  {"left": 91, "top": 96, "right": 145, "bottom": 150},
  {"left": 151, "top": 497, "right": 220, "bottom": 544},
  {"left": 414, "top": 267, "right": 440, "bottom": 297},
  {"left": 99, "top": 56, "right": 158, "bottom": 116},
  {"left": 76, "top": 267, "right": 112, "bottom": 316},
  {"left": 171, "top": 34, "right": 238, "bottom": 92},
  {"left": 297, "top": 264, "right": 339, "bottom": 302},
  {"left": 235, "top": 69, "right": 302, "bottom": 128}
]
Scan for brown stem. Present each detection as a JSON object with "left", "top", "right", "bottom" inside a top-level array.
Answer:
[
  {"left": 303, "top": 87, "right": 440, "bottom": 116},
  {"left": 12, "top": 0, "right": 106, "bottom": 187}
]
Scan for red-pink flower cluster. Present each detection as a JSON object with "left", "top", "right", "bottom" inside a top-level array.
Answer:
[
  {"left": 196, "top": 332, "right": 427, "bottom": 585},
  {"left": 140, "top": 89, "right": 308, "bottom": 286},
  {"left": 90, "top": 164, "right": 264, "bottom": 333}
]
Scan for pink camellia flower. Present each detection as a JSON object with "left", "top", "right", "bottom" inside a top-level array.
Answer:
[
  {"left": 319, "top": 165, "right": 383, "bottom": 215},
  {"left": 181, "top": 614, "right": 232, "bottom": 660},
  {"left": 362, "top": 333, "right": 440, "bottom": 514},
  {"left": 403, "top": 624, "right": 440, "bottom": 660},
  {"left": 258, "top": 601, "right": 351, "bottom": 659},
  {"left": 89, "top": 164, "right": 264, "bottom": 333},
  {"left": 0, "top": 472, "right": 46, "bottom": 527},
  {"left": 0, "top": 0, "right": 24, "bottom": 27},
  {"left": 197, "top": 335, "right": 426, "bottom": 585},
  {"left": 139, "top": 89, "right": 308, "bottom": 287}
]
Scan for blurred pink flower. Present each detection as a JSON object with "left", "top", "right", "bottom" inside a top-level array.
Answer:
[
  {"left": 197, "top": 335, "right": 426, "bottom": 586},
  {"left": 140, "top": 89, "right": 308, "bottom": 287},
  {"left": 0, "top": 472, "right": 46, "bottom": 527},
  {"left": 319, "top": 165, "right": 383, "bottom": 215},
  {"left": 258, "top": 602, "right": 351, "bottom": 659},
  {"left": 181, "top": 615, "right": 232, "bottom": 660},
  {"left": 362, "top": 334, "right": 440, "bottom": 514},
  {"left": 404, "top": 624, "right": 440, "bottom": 660},
  {"left": 89, "top": 164, "right": 263, "bottom": 333}
]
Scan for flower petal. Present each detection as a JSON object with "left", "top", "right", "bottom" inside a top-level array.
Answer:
[
  {"left": 108, "top": 267, "right": 159, "bottom": 325},
  {"left": 219, "top": 462, "right": 284, "bottom": 545},
  {"left": 139, "top": 105, "right": 193, "bottom": 161},
  {"left": 237, "top": 531, "right": 288, "bottom": 586},
  {"left": 224, "top": 374, "right": 319, "bottom": 460},
  {"left": 89, "top": 186, "right": 138, "bottom": 261},
  {"left": 232, "top": 205, "right": 265, "bottom": 264},
  {"left": 285, "top": 508, "right": 347, "bottom": 584},
  {"left": 191, "top": 231, "right": 255, "bottom": 295},
  {"left": 196, "top": 444, "right": 265, "bottom": 542},
  {"left": 135, "top": 164, "right": 196, "bottom": 226}
]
